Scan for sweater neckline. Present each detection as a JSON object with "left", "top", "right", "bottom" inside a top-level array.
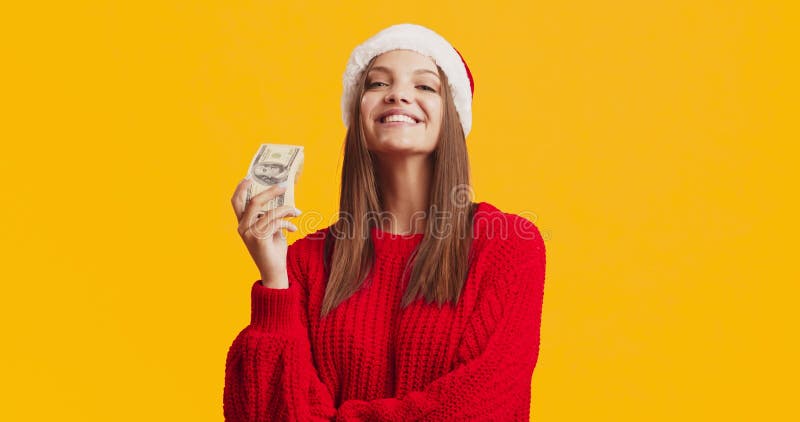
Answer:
[
  {"left": 368, "top": 202, "right": 489, "bottom": 255},
  {"left": 370, "top": 225, "right": 424, "bottom": 255}
]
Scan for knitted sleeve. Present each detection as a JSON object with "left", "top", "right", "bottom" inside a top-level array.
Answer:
[
  {"left": 224, "top": 220, "right": 547, "bottom": 421},
  {"left": 223, "top": 240, "right": 338, "bottom": 421}
]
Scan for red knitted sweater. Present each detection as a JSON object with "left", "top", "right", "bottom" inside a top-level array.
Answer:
[{"left": 223, "top": 201, "right": 547, "bottom": 421}]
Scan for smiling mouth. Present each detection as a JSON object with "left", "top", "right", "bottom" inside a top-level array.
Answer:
[{"left": 378, "top": 115, "right": 421, "bottom": 125}]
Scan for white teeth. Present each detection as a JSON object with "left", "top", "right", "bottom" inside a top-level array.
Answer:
[{"left": 382, "top": 114, "right": 417, "bottom": 124}]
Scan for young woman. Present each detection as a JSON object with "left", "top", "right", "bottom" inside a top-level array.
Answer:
[{"left": 225, "top": 23, "right": 547, "bottom": 421}]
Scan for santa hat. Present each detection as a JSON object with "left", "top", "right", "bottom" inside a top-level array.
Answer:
[{"left": 341, "top": 23, "right": 475, "bottom": 137}]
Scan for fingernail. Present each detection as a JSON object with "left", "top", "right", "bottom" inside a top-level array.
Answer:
[
  {"left": 293, "top": 207, "right": 302, "bottom": 215},
  {"left": 277, "top": 181, "right": 288, "bottom": 188}
]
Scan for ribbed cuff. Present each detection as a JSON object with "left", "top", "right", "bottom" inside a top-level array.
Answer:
[{"left": 249, "top": 280, "right": 303, "bottom": 332}]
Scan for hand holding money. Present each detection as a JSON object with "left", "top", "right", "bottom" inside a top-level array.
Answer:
[{"left": 231, "top": 143, "right": 305, "bottom": 289}]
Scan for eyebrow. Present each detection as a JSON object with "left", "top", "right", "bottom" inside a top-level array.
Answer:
[{"left": 367, "top": 66, "right": 440, "bottom": 79}]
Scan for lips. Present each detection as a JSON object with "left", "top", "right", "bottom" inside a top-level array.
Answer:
[{"left": 376, "top": 108, "right": 422, "bottom": 124}]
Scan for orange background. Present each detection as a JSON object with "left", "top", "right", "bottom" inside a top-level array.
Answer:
[{"left": 2, "top": 1, "right": 798, "bottom": 420}]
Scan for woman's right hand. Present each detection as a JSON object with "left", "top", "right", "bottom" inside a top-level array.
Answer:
[{"left": 231, "top": 178, "right": 302, "bottom": 289}]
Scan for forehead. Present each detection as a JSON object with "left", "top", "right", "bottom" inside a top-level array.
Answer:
[{"left": 370, "top": 49, "right": 438, "bottom": 72}]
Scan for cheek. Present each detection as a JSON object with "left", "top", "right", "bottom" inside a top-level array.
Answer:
[
  {"left": 360, "top": 95, "right": 379, "bottom": 121},
  {"left": 424, "top": 99, "right": 444, "bottom": 126}
]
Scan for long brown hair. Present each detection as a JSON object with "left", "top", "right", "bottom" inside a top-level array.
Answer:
[{"left": 321, "top": 55, "right": 476, "bottom": 318}]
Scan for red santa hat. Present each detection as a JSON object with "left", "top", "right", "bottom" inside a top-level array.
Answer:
[{"left": 341, "top": 23, "right": 475, "bottom": 137}]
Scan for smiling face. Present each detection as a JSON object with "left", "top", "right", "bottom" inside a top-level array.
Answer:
[{"left": 360, "top": 49, "right": 444, "bottom": 156}]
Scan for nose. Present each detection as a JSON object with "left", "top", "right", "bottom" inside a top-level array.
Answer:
[{"left": 384, "top": 84, "right": 411, "bottom": 104}]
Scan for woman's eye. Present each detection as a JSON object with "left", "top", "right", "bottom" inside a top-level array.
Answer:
[
  {"left": 418, "top": 85, "right": 436, "bottom": 92},
  {"left": 367, "top": 81, "right": 387, "bottom": 88}
]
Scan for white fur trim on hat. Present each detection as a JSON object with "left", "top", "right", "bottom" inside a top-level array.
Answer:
[{"left": 341, "top": 23, "right": 473, "bottom": 137}]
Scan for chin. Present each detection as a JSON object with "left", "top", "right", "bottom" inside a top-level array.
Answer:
[{"left": 365, "top": 126, "right": 437, "bottom": 152}]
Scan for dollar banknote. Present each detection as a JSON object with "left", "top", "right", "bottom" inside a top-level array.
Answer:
[{"left": 244, "top": 143, "right": 304, "bottom": 216}]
